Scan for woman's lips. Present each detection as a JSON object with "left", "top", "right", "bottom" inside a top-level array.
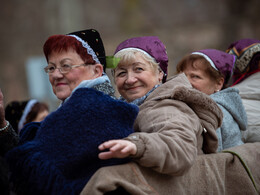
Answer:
[
  {"left": 56, "top": 82, "right": 67, "bottom": 87},
  {"left": 126, "top": 86, "right": 141, "bottom": 92}
]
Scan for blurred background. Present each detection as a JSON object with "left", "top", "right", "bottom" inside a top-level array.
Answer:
[{"left": 1, "top": 0, "right": 259, "bottom": 110}]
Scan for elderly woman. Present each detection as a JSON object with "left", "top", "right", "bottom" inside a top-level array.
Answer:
[
  {"left": 98, "top": 36, "right": 223, "bottom": 175},
  {"left": 176, "top": 49, "right": 247, "bottom": 151},
  {"left": 6, "top": 29, "right": 138, "bottom": 195}
]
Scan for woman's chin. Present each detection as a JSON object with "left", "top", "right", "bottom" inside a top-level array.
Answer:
[
  {"left": 125, "top": 93, "right": 144, "bottom": 102},
  {"left": 55, "top": 92, "right": 70, "bottom": 101}
]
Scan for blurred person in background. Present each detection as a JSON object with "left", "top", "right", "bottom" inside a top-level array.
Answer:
[
  {"left": 176, "top": 49, "right": 247, "bottom": 151},
  {"left": 226, "top": 39, "right": 260, "bottom": 143},
  {"left": 5, "top": 99, "right": 49, "bottom": 134},
  {"left": 0, "top": 89, "right": 49, "bottom": 195}
]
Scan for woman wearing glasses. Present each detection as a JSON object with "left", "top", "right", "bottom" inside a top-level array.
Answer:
[
  {"left": 6, "top": 29, "right": 138, "bottom": 195},
  {"left": 43, "top": 29, "right": 115, "bottom": 102}
]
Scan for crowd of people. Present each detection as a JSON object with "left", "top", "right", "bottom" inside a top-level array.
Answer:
[{"left": 0, "top": 28, "right": 259, "bottom": 194}]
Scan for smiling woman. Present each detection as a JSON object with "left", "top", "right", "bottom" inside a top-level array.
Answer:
[
  {"left": 6, "top": 29, "right": 139, "bottom": 195},
  {"left": 46, "top": 49, "right": 102, "bottom": 101},
  {"left": 43, "top": 32, "right": 104, "bottom": 101},
  {"left": 98, "top": 36, "right": 223, "bottom": 178},
  {"left": 113, "top": 52, "right": 163, "bottom": 102}
]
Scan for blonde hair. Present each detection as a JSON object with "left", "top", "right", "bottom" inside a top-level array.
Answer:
[{"left": 112, "top": 49, "right": 161, "bottom": 75}]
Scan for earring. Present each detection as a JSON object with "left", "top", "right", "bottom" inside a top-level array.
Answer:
[
  {"left": 158, "top": 69, "right": 163, "bottom": 83},
  {"left": 214, "top": 89, "right": 220, "bottom": 93}
]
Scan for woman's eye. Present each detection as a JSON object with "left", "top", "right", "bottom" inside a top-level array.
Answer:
[
  {"left": 49, "top": 66, "right": 55, "bottom": 71},
  {"left": 61, "top": 64, "right": 71, "bottom": 71},
  {"left": 115, "top": 71, "right": 126, "bottom": 77},
  {"left": 192, "top": 75, "right": 200, "bottom": 79},
  {"left": 62, "top": 64, "right": 71, "bottom": 68},
  {"left": 135, "top": 67, "right": 144, "bottom": 72}
]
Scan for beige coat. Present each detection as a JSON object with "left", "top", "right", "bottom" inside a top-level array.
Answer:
[
  {"left": 125, "top": 73, "right": 222, "bottom": 175},
  {"left": 233, "top": 72, "right": 260, "bottom": 142},
  {"left": 80, "top": 74, "right": 259, "bottom": 194},
  {"left": 80, "top": 143, "right": 260, "bottom": 195}
]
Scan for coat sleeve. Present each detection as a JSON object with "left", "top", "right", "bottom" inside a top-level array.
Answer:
[
  {"left": 125, "top": 99, "right": 201, "bottom": 176},
  {"left": 0, "top": 125, "right": 19, "bottom": 156}
]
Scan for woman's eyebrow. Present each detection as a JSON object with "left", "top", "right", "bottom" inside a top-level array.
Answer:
[
  {"left": 48, "top": 58, "right": 72, "bottom": 65},
  {"left": 47, "top": 62, "right": 55, "bottom": 65},
  {"left": 115, "top": 66, "right": 126, "bottom": 70},
  {"left": 60, "top": 58, "right": 73, "bottom": 63},
  {"left": 132, "top": 62, "right": 146, "bottom": 66}
]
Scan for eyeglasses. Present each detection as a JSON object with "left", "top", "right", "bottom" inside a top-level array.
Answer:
[{"left": 44, "top": 63, "right": 88, "bottom": 74}]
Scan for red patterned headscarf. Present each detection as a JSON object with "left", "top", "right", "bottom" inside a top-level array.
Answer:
[{"left": 226, "top": 39, "right": 260, "bottom": 86}]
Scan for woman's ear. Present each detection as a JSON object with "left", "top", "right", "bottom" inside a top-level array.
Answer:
[
  {"left": 158, "top": 70, "right": 164, "bottom": 83},
  {"left": 215, "top": 77, "right": 224, "bottom": 92},
  {"left": 93, "top": 64, "right": 103, "bottom": 78}
]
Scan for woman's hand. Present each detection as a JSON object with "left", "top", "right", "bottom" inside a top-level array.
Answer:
[{"left": 98, "top": 139, "right": 137, "bottom": 160}]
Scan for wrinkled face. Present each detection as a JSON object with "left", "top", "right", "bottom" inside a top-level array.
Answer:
[
  {"left": 182, "top": 59, "right": 220, "bottom": 95},
  {"left": 114, "top": 53, "right": 162, "bottom": 102},
  {"left": 48, "top": 49, "right": 100, "bottom": 101}
]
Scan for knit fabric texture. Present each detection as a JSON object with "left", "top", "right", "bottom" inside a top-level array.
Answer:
[{"left": 6, "top": 88, "right": 138, "bottom": 195}]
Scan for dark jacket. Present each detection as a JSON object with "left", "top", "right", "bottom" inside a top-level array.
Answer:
[
  {"left": 6, "top": 85, "right": 138, "bottom": 195},
  {"left": 0, "top": 125, "right": 19, "bottom": 195}
]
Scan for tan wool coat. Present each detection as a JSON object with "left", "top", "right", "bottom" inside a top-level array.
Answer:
[
  {"left": 80, "top": 73, "right": 260, "bottom": 194},
  {"left": 81, "top": 74, "right": 260, "bottom": 195},
  {"left": 80, "top": 143, "right": 260, "bottom": 195},
  {"left": 124, "top": 73, "right": 223, "bottom": 176}
]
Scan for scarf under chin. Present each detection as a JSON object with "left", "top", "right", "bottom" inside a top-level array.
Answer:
[
  {"left": 62, "top": 74, "right": 112, "bottom": 105},
  {"left": 119, "top": 85, "right": 160, "bottom": 106}
]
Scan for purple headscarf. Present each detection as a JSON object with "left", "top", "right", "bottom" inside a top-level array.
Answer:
[
  {"left": 192, "top": 49, "right": 236, "bottom": 84},
  {"left": 114, "top": 36, "right": 168, "bottom": 82}
]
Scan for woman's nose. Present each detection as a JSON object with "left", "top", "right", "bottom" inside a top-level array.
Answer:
[
  {"left": 50, "top": 68, "right": 64, "bottom": 79},
  {"left": 125, "top": 73, "right": 137, "bottom": 84}
]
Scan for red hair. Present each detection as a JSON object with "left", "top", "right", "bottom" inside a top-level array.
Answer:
[{"left": 43, "top": 35, "right": 95, "bottom": 64}]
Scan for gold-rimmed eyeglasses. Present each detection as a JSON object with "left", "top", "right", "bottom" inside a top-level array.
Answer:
[{"left": 44, "top": 63, "right": 88, "bottom": 74}]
